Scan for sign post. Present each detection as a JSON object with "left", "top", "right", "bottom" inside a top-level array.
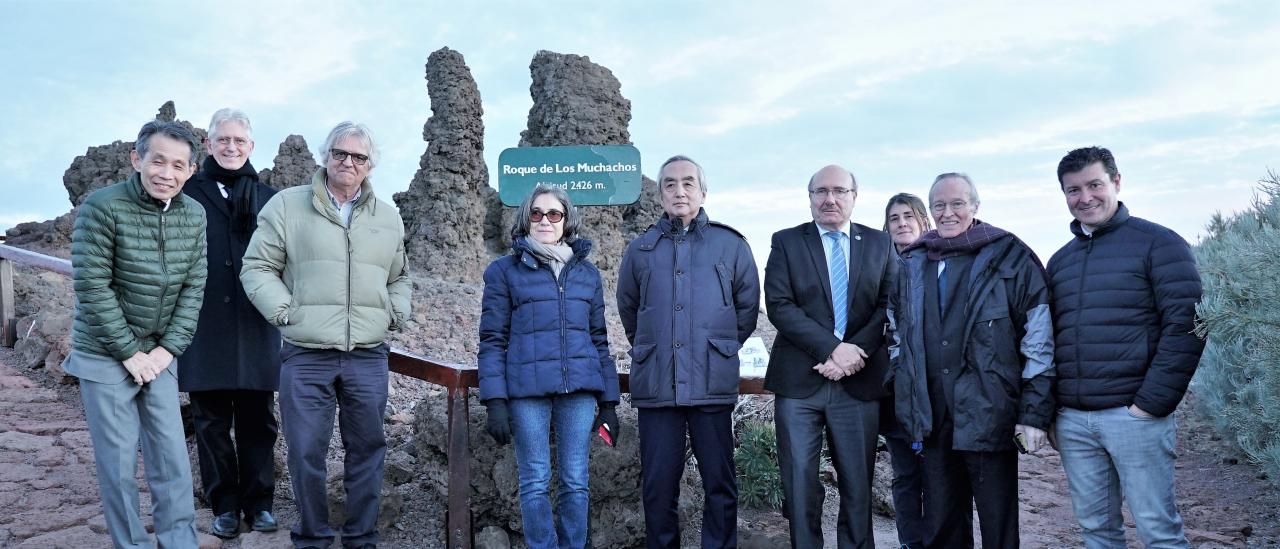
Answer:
[{"left": 498, "top": 145, "right": 642, "bottom": 206}]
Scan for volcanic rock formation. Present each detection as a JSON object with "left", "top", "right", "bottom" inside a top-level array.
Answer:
[
  {"left": 258, "top": 134, "right": 319, "bottom": 190},
  {"left": 514, "top": 50, "right": 663, "bottom": 287},
  {"left": 394, "top": 47, "right": 500, "bottom": 283}
]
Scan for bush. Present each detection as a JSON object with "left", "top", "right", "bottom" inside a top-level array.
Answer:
[
  {"left": 735, "top": 419, "right": 784, "bottom": 510},
  {"left": 1194, "top": 171, "right": 1280, "bottom": 484}
]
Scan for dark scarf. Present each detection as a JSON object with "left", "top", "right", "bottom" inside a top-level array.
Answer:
[
  {"left": 200, "top": 155, "right": 259, "bottom": 233},
  {"left": 904, "top": 219, "right": 1009, "bottom": 261}
]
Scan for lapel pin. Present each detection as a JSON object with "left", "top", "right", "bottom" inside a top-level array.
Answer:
[{"left": 854, "top": 235, "right": 861, "bottom": 241}]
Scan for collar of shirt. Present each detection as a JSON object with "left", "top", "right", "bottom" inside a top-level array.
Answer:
[
  {"left": 816, "top": 222, "right": 851, "bottom": 259},
  {"left": 325, "top": 184, "right": 362, "bottom": 209},
  {"left": 815, "top": 221, "right": 849, "bottom": 240},
  {"left": 216, "top": 182, "right": 229, "bottom": 199}
]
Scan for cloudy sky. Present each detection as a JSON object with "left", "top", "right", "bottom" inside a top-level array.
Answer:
[{"left": 2, "top": 1, "right": 1277, "bottom": 262}]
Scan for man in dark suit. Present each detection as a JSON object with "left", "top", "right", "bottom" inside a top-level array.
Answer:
[
  {"left": 180, "top": 108, "right": 281, "bottom": 539},
  {"left": 764, "top": 164, "right": 896, "bottom": 548}
]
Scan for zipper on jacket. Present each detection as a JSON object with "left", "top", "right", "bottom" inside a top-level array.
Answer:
[
  {"left": 152, "top": 211, "right": 169, "bottom": 335},
  {"left": 345, "top": 225, "right": 353, "bottom": 351},
  {"left": 555, "top": 261, "right": 570, "bottom": 393},
  {"left": 1074, "top": 235, "right": 1093, "bottom": 406}
]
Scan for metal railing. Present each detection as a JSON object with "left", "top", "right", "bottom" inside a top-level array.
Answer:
[{"left": 0, "top": 242, "right": 770, "bottom": 548}]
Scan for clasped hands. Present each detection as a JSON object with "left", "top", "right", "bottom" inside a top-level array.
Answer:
[
  {"left": 121, "top": 347, "right": 174, "bottom": 385},
  {"left": 813, "top": 342, "right": 868, "bottom": 381}
]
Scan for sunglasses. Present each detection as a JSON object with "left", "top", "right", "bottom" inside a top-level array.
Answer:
[
  {"left": 330, "top": 148, "right": 370, "bottom": 166},
  {"left": 530, "top": 209, "right": 565, "bottom": 223}
]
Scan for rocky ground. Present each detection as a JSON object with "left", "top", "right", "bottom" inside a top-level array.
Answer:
[{"left": 2, "top": 335, "right": 1277, "bottom": 548}]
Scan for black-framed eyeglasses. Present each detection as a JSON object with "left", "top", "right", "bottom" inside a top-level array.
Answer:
[
  {"left": 530, "top": 209, "right": 565, "bottom": 223},
  {"left": 330, "top": 148, "right": 370, "bottom": 166},
  {"left": 809, "top": 187, "right": 854, "bottom": 198}
]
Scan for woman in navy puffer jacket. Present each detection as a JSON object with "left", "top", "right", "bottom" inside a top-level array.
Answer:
[{"left": 478, "top": 185, "right": 620, "bottom": 549}]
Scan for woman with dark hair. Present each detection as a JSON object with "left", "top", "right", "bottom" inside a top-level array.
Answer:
[
  {"left": 478, "top": 184, "right": 620, "bottom": 549},
  {"left": 884, "top": 192, "right": 931, "bottom": 254},
  {"left": 882, "top": 192, "right": 931, "bottom": 549}
]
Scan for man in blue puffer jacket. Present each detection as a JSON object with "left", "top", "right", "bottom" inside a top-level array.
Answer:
[
  {"left": 617, "top": 155, "right": 760, "bottom": 549},
  {"left": 1048, "top": 146, "right": 1205, "bottom": 549}
]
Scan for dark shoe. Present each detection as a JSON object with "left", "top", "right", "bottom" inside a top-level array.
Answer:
[
  {"left": 211, "top": 512, "right": 240, "bottom": 539},
  {"left": 249, "top": 510, "right": 279, "bottom": 532}
]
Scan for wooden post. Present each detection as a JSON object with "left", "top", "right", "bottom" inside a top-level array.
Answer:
[
  {"left": 446, "top": 386, "right": 473, "bottom": 549},
  {"left": 0, "top": 258, "right": 15, "bottom": 347}
]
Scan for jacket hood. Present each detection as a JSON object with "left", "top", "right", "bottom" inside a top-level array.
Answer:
[
  {"left": 308, "top": 167, "right": 377, "bottom": 224},
  {"left": 656, "top": 208, "right": 709, "bottom": 236}
]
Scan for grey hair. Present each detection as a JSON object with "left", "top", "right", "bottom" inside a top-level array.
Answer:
[
  {"left": 135, "top": 120, "right": 199, "bottom": 165},
  {"left": 320, "top": 121, "right": 380, "bottom": 169},
  {"left": 928, "top": 172, "right": 980, "bottom": 206},
  {"left": 207, "top": 108, "right": 253, "bottom": 139},
  {"left": 510, "top": 184, "right": 582, "bottom": 243},
  {"left": 657, "top": 155, "right": 708, "bottom": 192}
]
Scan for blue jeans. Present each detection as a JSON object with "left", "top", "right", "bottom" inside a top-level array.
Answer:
[
  {"left": 1055, "top": 406, "right": 1187, "bottom": 549},
  {"left": 510, "top": 392, "right": 598, "bottom": 549}
]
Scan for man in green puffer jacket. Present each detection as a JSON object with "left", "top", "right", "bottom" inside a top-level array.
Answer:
[
  {"left": 63, "top": 120, "right": 207, "bottom": 549},
  {"left": 241, "top": 121, "right": 411, "bottom": 549}
]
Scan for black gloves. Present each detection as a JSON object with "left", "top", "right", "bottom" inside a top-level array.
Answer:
[
  {"left": 485, "top": 399, "right": 512, "bottom": 445},
  {"left": 593, "top": 403, "right": 620, "bottom": 446}
]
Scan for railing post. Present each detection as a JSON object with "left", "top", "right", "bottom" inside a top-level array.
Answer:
[
  {"left": 0, "top": 258, "right": 15, "bottom": 347},
  {"left": 446, "top": 385, "right": 473, "bottom": 549}
]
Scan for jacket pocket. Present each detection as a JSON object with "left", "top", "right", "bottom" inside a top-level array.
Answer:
[
  {"left": 637, "top": 267, "right": 652, "bottom": 309},
  {"left": 706, "top": 338, "right": 742, "bottom": 395},
  {"left": 715, "top": 264, "right": 732, "bottom": 306},
  {"left": 378, "top": 290, "right": 399, "bottom": 331},
  {"left": 629, "top": 343, "right": 658, "bottom": 399}
]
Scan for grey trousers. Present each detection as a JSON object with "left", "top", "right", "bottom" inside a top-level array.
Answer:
[
  {"left": 279, "top": 342, "right": 389, "bottom": 549},
  {"left": 775, "top": 381, "right": 880, "bottom": 549},
  {"left": 67, "top": 350, "right": 198, "bottom": 549}
]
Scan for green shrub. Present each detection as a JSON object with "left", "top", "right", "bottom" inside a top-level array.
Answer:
[
  {"left": 1194, "top": 171, "right": 1280, "bottom": 484},
  {"left": 735, "top": 419, "right": 784, "bottom": 510}
]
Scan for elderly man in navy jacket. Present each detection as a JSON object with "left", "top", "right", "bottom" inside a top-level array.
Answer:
[
  {"left": 1049, "top": 147, "right": 1205, "bottom": 549},
  {"left": 891, "top": 173, "right": 1055, "bottom": 549},
  {"left": 617, "top": 155, "right": 759, "bottom": 549}
]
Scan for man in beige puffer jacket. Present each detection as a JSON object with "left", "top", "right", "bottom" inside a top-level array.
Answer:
[{"left": 241, "top": 121, "right": 411, "bottom": 549}]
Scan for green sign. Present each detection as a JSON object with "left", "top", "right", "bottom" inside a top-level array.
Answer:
[{"left": 498, "top": 145, "right": 642, "bottom": 207}]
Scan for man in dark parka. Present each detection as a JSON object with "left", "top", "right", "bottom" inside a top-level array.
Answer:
[
  {"left": 180, "top": 108, "right": 281, "bottom": 538},
  {"left": 890, "top": 173, "right": 1055, "bottom": 549},
  {"left": 617, "top": 155, "right": 760, "bottom": 549}
]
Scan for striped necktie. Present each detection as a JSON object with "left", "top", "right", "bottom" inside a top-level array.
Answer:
[{"left": 827, "top": 231, "right": 848, "bottom": 338}]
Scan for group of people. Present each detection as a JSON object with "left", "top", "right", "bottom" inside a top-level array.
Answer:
[
  {"left": 479, "top": 150, "right": 1203, "bottom": 549},
  {"left": 67, "top": 110, "right": 409, "bottom": 549},
  {"left": 64, "top": 106, "right": 1202, "bottom": 549}
]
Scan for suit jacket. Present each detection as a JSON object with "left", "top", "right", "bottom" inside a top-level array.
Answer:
[{"left": 764, "top": 221, "right": 896, "bottom": 400}]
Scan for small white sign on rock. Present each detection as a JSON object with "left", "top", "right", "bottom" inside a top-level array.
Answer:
[{"left": 738, "top": 337, "right": 769, "bottom": 379}]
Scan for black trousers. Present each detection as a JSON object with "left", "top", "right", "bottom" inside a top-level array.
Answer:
[
  {"left": 775, "top": 382, "right": 879, "bottom": 548},
  {"left": 920, "top": 424, "right": 1019, "bottom": 549},
  {"left": 885, "top": 435, "right": 925, "bottom": 549},
  {"left": 637, "top": 404, "right": 737, "bottom": 549},
  {"left": 189, "top": 389, "right": 278, "bottom": 517}
]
